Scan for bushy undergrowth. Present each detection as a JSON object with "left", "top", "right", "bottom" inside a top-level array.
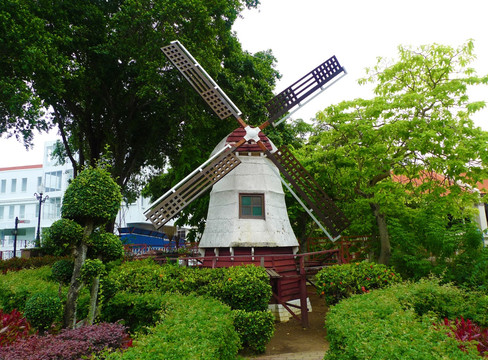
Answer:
[
  {"left": 105, "top": 259, "right": 272, "bottom": 311},
  {"left": 0, "top": 266, "right": 90, "bottom": 327},
  {"left": 324, "top": 278, "right": 488, "bottom": 359},
  {"left": 0, "top": 309, "right": 33, "bottom": 347},
  {"left": 316, "top": 261, "right": 401, "bottom": 305},
  {"left": 0, "top": 323, "right": 131, "bottom": 360},
  {"left": 0, "top": 266, "right": 60, "bottom": 313},
  {"left": 105, "top": 294, "right": 240, "bottom": 360},
  {"left": 102, "top": 260, "right": 275, "bottom": 353}
]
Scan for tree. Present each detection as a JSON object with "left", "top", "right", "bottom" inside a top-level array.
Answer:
[
  {"left": 0, "top": 0, "right": 278, "bottom": 204},
  {"left": 300, "top": 41, "right": 488, "bottom": 264},
  {"left": 61, "top": 166, "right": 122, "bottom": 328}
]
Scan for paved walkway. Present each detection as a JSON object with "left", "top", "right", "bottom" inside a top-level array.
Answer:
[{"left": 253, "top": 351, "right": 325, "bottom": 359}]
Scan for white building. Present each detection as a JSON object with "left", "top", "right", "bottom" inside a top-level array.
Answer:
[{"left": 0, "top": 141, "right": 168, "bottom": 260}]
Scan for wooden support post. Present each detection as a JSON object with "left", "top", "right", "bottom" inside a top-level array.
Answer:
[{"left": 299, "top": 256, "right": 309, "bottom": 328}]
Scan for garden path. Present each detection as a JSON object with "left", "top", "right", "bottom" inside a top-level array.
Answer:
[{"left": 248, "top": 286, "right": 329, "bottom": 360}]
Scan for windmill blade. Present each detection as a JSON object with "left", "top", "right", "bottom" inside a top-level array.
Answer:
[
  {"left": 266, "top": 146, "right": 349, "bottom": 239},
  {"left": 144, "top": 146, "right": 241, "bottom": 229},
  {"left": 265, "top": 56, "right": 346, "bottom": 125},
  {"left": 162, "top": 41, "right": 242, "bottom": 120}
]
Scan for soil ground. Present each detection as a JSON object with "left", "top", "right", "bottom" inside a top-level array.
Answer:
[{"left": 245, "top": 286, "right": 330, "bottom": 359}]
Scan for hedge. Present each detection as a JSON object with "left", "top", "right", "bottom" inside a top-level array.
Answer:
[
  {"left": 105, "top": 293, "right": 241, "bottom": 360},
  {"left": 324, "top": 278, "right": 488, "bottom": 359}
]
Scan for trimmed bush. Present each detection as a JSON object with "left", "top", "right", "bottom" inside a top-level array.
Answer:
[
  {"left": 0, "top": 322, "right": 131, "bottom": 359},
  {"left": 106, "top": 293, "right": 241, "bottom": 360},
  {"left": 106, "top": 260, "right": 271, "bottom": 312},
  {"left": 23, "top": 293, "right": 62, "bottom": 332},
  {"left": 232, "top": 309, "right": 275, "bottom": 353},
  {"left": 316, "top": 261, "right": 401, "bottom": 305},
  {"left": 0, "top": 309, "right": 33, "bottom": 347},
  {"left": 324, "top": 279, "right": 487, "bottom": 359},
  {"left": 217, "top": 265, "right": 272, "bottom": 312},
  {"left": 51, "top": 259, "right": 74, "bottom": 285}
]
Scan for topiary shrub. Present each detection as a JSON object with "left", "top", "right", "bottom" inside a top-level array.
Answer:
[
  {"left": 23, "top": 293, "right": 62, "bottom": 332},
  {"left": 232, "top": 309, "right": 275, "bottom": 353},
  {"left": 0, "top": 309, "right": 33, "bottom": 347},
  {"left": 51, "top": 259, "right": 74, "bottom": 286},
  {"left": 324, "top": 279, "right": 487, "bottom": 359},
  {"left": 41, "top": 219, "right": 84, "bottom": 256},
  {"left": 88, "top": 231, "right": 124, "bottom": 262},
  {"left": 61, "top": 167, "right": 122, "bottom": 226},
  {"left": 316, "top": 261, "right": 401, "bottom": 305}
]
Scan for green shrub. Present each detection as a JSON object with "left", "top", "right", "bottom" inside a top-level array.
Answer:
[
  {"left": 214, "top": 265, "right": 272, "bottom": 312},
  {"left": 106, "top": 294, "right": 241, "bottom": 360},
  {"left": 101, "top": 291, "right": 167, "bottom": 333},
  {"left": 80, "top": 258, "right": 105, "bottom": 284},
  {"left": 324, "top": 279, "right": 486, "bottom": 359},
  {"left": 316, "top": 261, "right": 401, "bottom": 305},
  {"left": 23, "top": 293, "right": 62, "bottom": 332},
  {"left": 89, "top": 231, "right": 124, "bottom": 262},
  {"left": 232, "top": 309, "right": 275, "bottom": 353}
]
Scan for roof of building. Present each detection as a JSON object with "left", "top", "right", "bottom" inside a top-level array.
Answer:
[{"left": 0, "top": 164, "right": 43, "bottom": 172}]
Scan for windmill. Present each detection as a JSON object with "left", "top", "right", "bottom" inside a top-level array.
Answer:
[{"left": 144, "top": 40, "right": 349, "bottom": 255}]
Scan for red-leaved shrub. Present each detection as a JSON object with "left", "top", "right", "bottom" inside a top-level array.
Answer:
[
  {"left": 0, "top": 309, "right": 33, "bottom": 347},
  {"left": 0, "top": 322, "right": 131, "bottom": 359},
  {"left": 441, "top": 317, "right": 488, "bottom": 356}
]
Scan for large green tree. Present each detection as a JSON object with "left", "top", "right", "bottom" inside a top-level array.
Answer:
[
  {"left": 300, "top": 41, "right": 488, "bottom": 264},
  {"left": 0, "top": 0, "right": 278, "bottom": 201}
]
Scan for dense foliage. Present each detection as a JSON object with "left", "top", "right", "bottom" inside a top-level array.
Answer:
[
  {"left": 105, "top": 294, "right": 241, "bottom": 360},
  {"left": 316, "top": 262, "right": 402, "bottom": 305},
  {"left": 324, "top": 278, "right": 488, "bottom": 359},
  {"left": 299, "top": 41, "right": 488, "bottom": 264},
  {"left": 0, "top": 322, "right": 131, "bottom": 360}
]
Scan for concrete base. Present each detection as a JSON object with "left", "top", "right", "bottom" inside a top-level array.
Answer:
[{"left": 268, "top": 297, "right": 312, "bottom": 322}]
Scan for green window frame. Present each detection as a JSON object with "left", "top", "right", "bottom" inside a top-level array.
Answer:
[{"left": 239, "top": 194, "right": 265, "bottom": 219}]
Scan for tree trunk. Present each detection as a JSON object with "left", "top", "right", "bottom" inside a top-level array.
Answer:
[
  {"left": 63, "top": 222, "right": 93, "bottom": 328},
  {"left": 63, "top": 241, "right": 87, "bottom": 328},
  {"left": 86, "top": 275, "right": 100, "bottom": 325},
  {"left": 370, "top": 203, "right": 391, "bottom": 265}
]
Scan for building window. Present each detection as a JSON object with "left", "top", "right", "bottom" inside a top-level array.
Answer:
[
  {"left": 21, "top": 178, "right": 27, "bottom": 192},
  {"left": 44, "top": 197, "right": 61, "bottom": 219},
  {"left": 1, "top": 179, "right": 5, "bottom": 193},
  {"left": 239, "top": 194, "right": 265, "bottom": 219},
  {"left": 8, "top": 205, "right": 15, "bottom": 219},
  {"left": 0, "top": 206, "right": 4, "bottom": 219},
  {"left": 45, "top": 171, "right": 62, "bottom": 192},
  {"left": 11, "top": 179, "right": 17, "bottom": 193},
  {"left": 37, "top": 176, "right": 42, "bottom": 188},
  {"left": 19, "top": 205, "right": 25, "bottom": 219}
]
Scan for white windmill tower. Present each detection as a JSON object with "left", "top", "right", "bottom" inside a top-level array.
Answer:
[{"left": 144, "top": 41, "right": 349, "bottom": 321}]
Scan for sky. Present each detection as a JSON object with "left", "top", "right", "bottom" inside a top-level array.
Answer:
[{"left": 1, "top": 0, "right": 487, "bottom": 167}]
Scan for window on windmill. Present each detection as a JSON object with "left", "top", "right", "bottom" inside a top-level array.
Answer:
[{"left": 239, "top": 194, "right": 265, "bottom": 219}]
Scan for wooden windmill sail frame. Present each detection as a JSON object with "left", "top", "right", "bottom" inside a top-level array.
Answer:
[{"left": 145, "top": 40, "right": 349, "bottom": 241}]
